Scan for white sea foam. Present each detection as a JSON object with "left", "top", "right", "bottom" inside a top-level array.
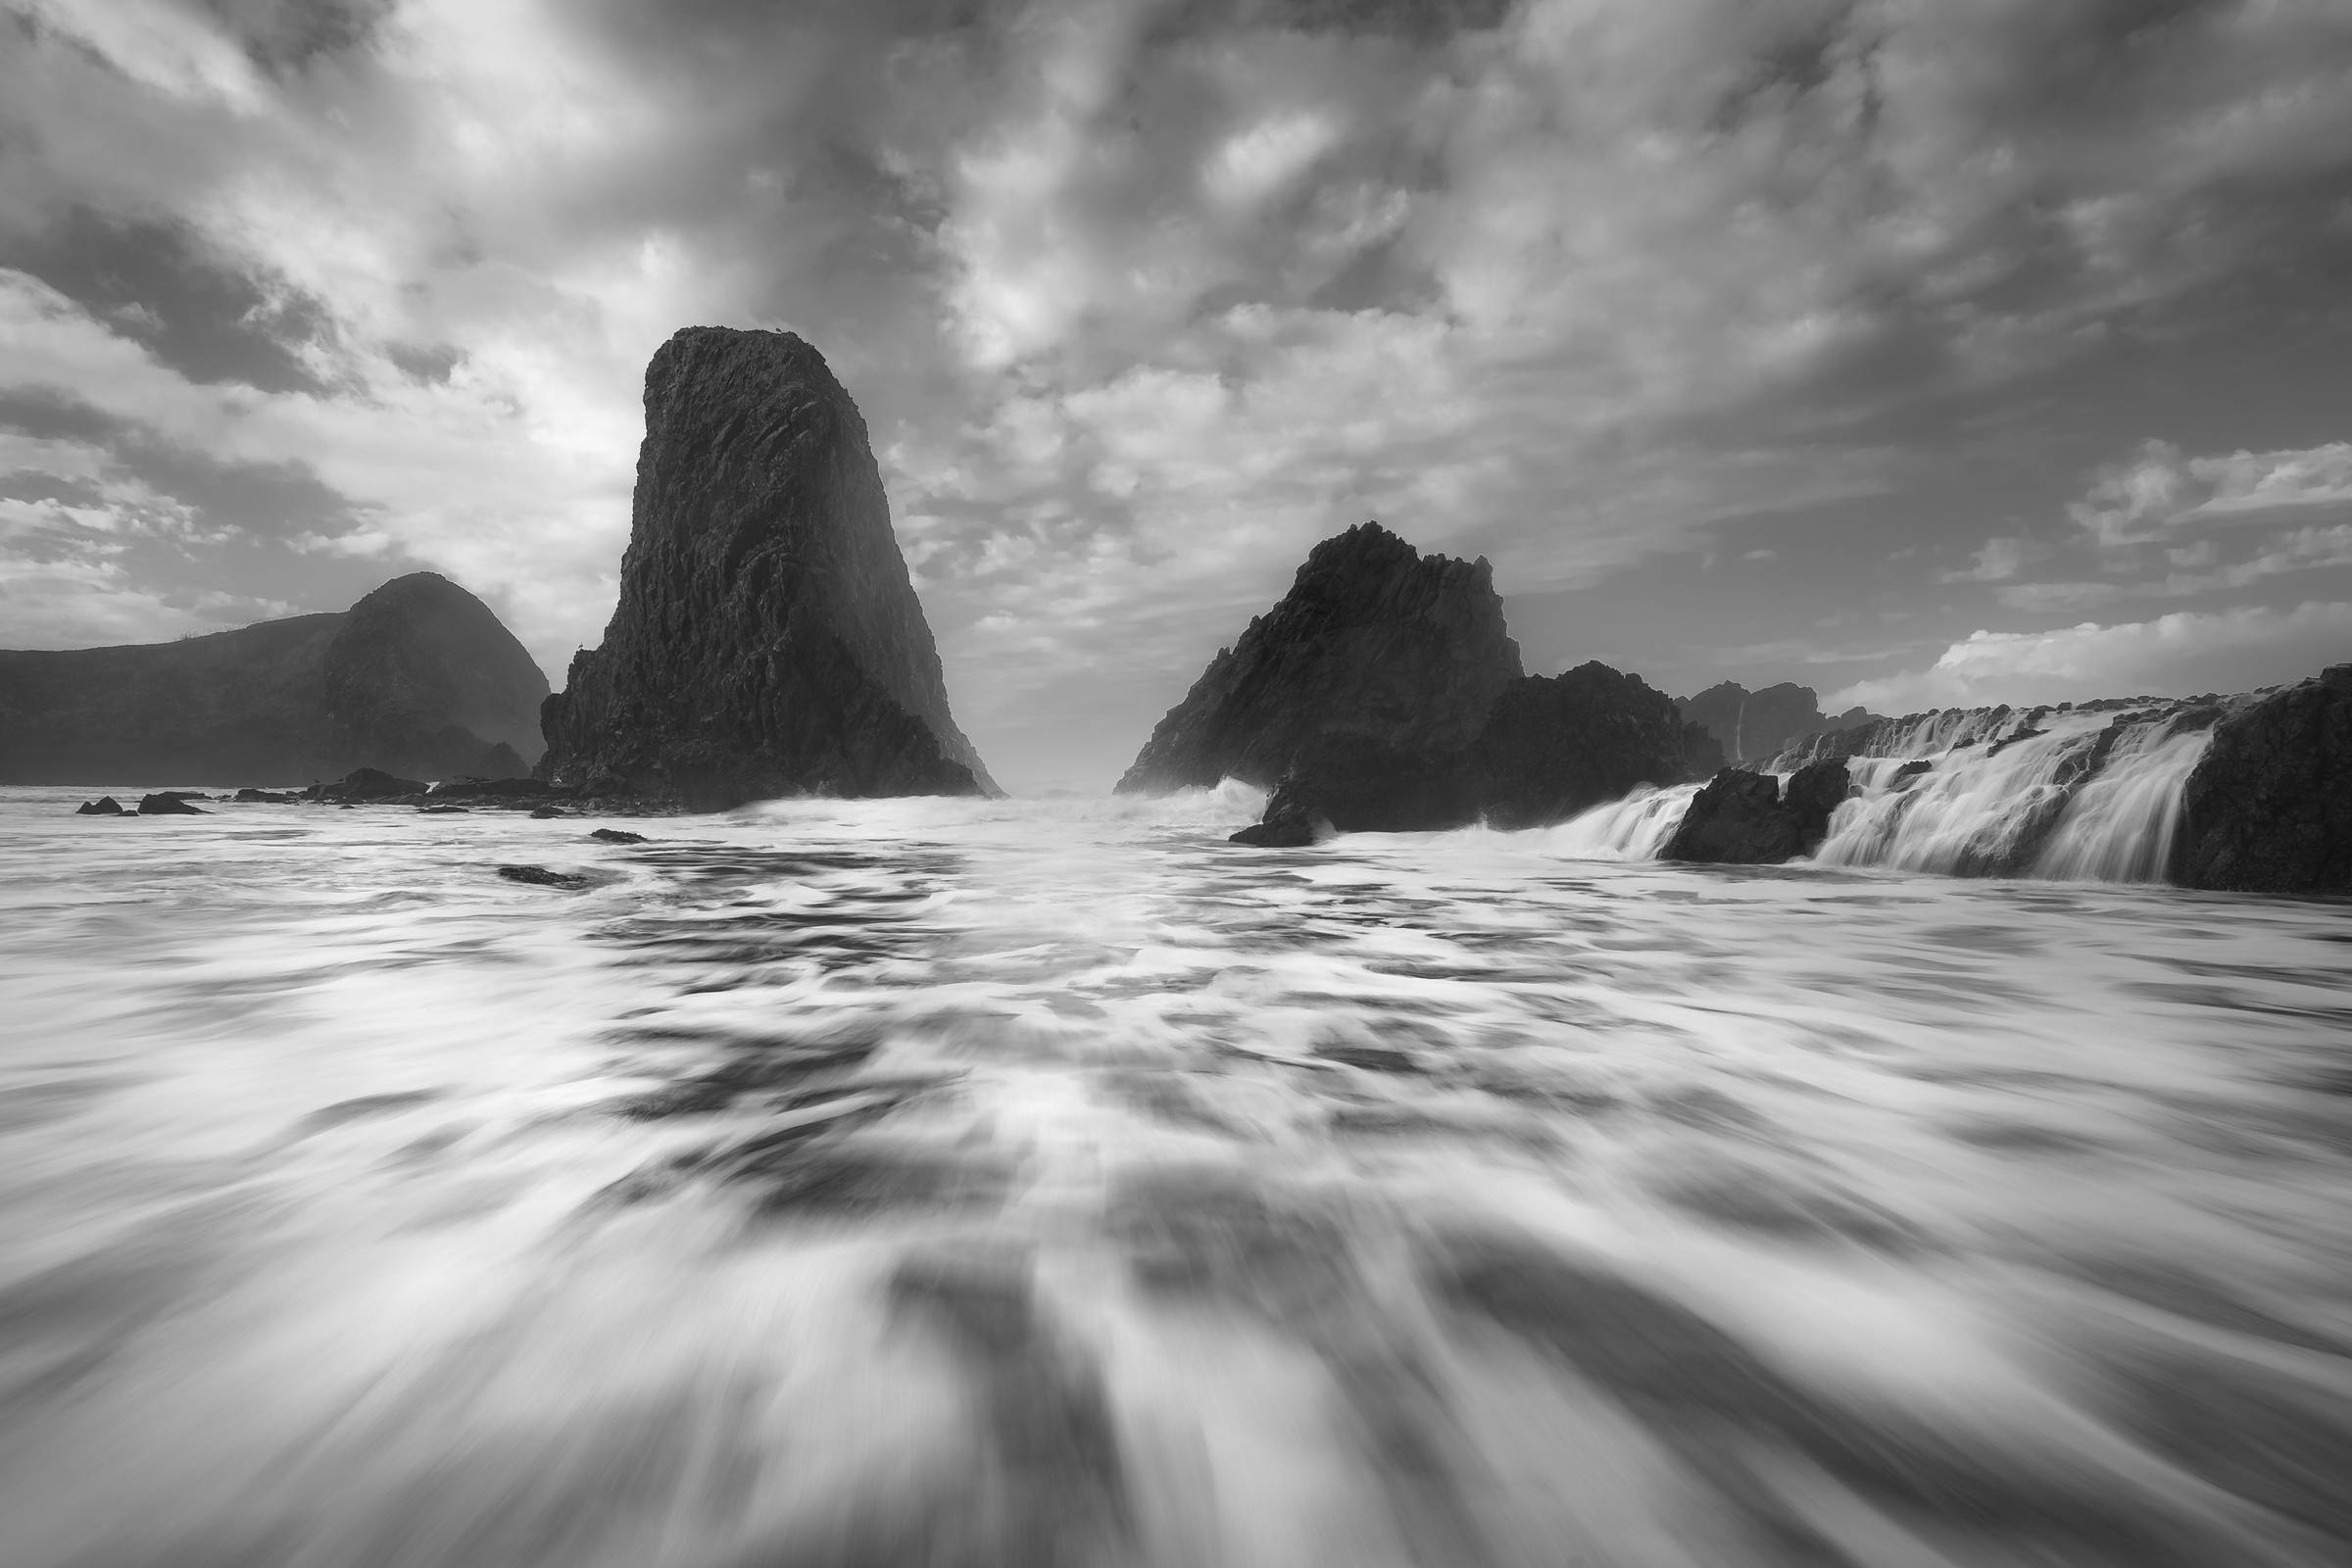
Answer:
[{"left": 0, "top": 784, "right": 2346, "bottom": 1567}]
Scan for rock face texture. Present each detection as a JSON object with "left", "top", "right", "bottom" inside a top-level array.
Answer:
[
  {"left": 1142, "top": 524, "right": 1719, "bottom": 841},
  {"left": 1663, "top": 760, "right": 1850, "bottom": 864},
  {"left": 2171, "top": 664, "right": 2352, "bottom": 895},
  {"left": 0, "top": 573, "right": 547, "bottom": 785},
  {"left": 1678, "top": 681, "right": 1881, "bottom": 764},
  {"left": 1118, "top": 521, "right": 1521, "bottom": 796},
  {"left": 538, "top": 327, "right": 992, "bottom": 809}
]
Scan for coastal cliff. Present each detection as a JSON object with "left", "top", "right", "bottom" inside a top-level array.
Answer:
[
  {"left": 2171, "top": 664, "right": 2351, "bottom": 895},
  {"left": 538, "top": 326, "right": 991, "bottom": 809},
  {"left": 0, "top": 571, "right": 545, "bottom": 785}
]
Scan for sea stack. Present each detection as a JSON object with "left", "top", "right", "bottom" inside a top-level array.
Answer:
[
  {"left": 1116, "top": 521, "right": 1522, "bottom": 796},
  {"left": 1122, "top": 522, "right": 1716, "bottom": 837},
  {"left": 538, "top": 327, "right": 993, "bottom": 809}
]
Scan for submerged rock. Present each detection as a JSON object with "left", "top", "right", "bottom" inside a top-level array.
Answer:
[
  {"left": 496, "top": 864, "right": 590, "bottom": 889},
  {"left": 2172, "top": 664, "right": 2352, "bottom": 895},
  {"left": 233, "top": 787, "right": 301, "bottom": 803},
  {"left": 539, "top": 326, "right": 992, "bottom": 809},
  {"left": 589, "top": 828, "right": 649, "bottom": 844},
  {"left": 1663, "top": 760, "right": 1850, "bottom": 864},
  {"left": 136, "top": 793, "right": 208, "bottom": 815}
]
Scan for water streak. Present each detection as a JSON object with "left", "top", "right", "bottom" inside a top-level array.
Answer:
[{"left": 1, "top": 785, "right": 2347, "bottom": 1568}]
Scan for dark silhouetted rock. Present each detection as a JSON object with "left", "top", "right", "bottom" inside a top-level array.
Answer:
[
  {"left": 538, "top": 326, "right": 991, "bottom": 810},
  {"left": 1781, "top": 759, "right": 1851, "bottom": 849},
  {"left": 1118, "top": 521, "right": 1521, "bottom": 795},
  {"left": 529, "top": 805, "right": 565, "bottom": 819},
  {"left": 1663, "top": 760, "right": 1849, "bottom": 864},
  {"left": 497, "top": 864, "right": 589, "bottom": 889},
  {"left": 1476, "top": 663, "right": 1725, "bottom": 829},
  {"left": 1678, "top": 681, "right": 1884, "bottom": 764},
  {"left": 418, "top": 804, "right": 469, "bottom": 813},
  {"left": 233, "top": 787, "right": 300, "bottom": 803},
  {"left": 314, "top": 767, "right": 427, "bottom": 801},
  {"left": 75, "top": 796, "right": 123, "bottom": 815},
  {"left": 324, "top": 573, "right": 546, "bottom": 778},
  {"left": 136, "top": 792, "right": 208, "bottom": 815},
  {"left": 0, "top": 573, "right": 547, "bottom": 786},
  {"left": 2172, "top": 665, "right": 2352, "bottom": 895},
  {"left": 589, "top": 828, "right": 648, "bottom": 844}
]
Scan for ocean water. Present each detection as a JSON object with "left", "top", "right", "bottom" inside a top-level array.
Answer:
[{"left": 1, "top": 782, "right": 2349, "bottom": 1568}]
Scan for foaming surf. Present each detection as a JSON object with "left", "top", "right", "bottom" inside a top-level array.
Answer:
[
  {"left": 1559, "top": 701, "right": 2221, "bottom": 884},
  {"left": 1, "top": 783, "right": 2347, "bottom": 1568}
]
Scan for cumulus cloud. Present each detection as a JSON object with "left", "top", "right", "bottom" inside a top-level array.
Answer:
[
  {"left": 2068, "top": 438, "right": 2352, "bottom": 547},
  {"left": 1829, "top": 601, "right": 2352, "bottom": 715}
]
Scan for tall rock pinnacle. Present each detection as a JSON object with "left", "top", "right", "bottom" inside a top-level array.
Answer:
[{"left": 540, "top": 327, "right": 994, "bottom": 808}]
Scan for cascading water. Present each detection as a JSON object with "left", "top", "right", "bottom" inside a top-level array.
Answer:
[{"left": 1557, "top": 698, "right": 2228, "bottom": 884}]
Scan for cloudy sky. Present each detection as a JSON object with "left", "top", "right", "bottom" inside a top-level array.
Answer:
[{"left": 3, "top": 0, "right": 2350, "bottom": 790}]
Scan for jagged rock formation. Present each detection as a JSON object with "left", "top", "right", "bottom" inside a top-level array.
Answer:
[
  {"left": 538, "top": 326, "right": 992, "bottom": 809},
  {"left": 2172, "top": 664, "right": 2352, "bottom": 895},
  {"left": 0, "top": 572, "right": 547, "bottom": 786},
  {"left": 1475, "top": 663, "right": 1724, "bottom": 830},
  {"left": 1678, "top": 681, "right": 1881, "bottom": 764},
  {"left": 1663, "top": 760, "right": 1850, "bottom": 864},
  {"left": 1123, "top": 523, "right": 1717, "bottom": 840},
  {"left": 1118, "top": 521, "right": 1521, "bottom": 796}
]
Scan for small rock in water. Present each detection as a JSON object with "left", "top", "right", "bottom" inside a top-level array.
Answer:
[
  {"left": 137, "top": 793, "right": 208, "bottom": 815},
  {"left": 590, "top": 827, "right": 648, "bottom": 844},
  {"left": 418, "top": 804, "right": 470, "bottom": 813},
  {"left": 496, "top": 864, "right": 590, "bottom": 889},
  {"left": 233, "top": 787, "right": 300, "bottom": 803},
  {"left": 74, "top": 796, "right": 124, "bottom": 815},
  {"left": 529, "top": 805, "right": 566, "bottom": 819}
]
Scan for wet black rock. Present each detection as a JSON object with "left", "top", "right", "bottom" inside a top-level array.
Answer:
[
  {"left": 2172, "top": 664, "right": 2352, "bottom": 895},
  {"left": 590, "top": 828, "right": 649, "bottom": 844},
  {"left": 528, "top": 805, "right": 565, "bottom": 819},
  {"left": 232, "top": 787, "right": 301, "bottom": 803},
  {"left": 136, "top": 792, "right": 208, "bottom": 815},
  {"left": 496, "top": 864, "right": 589, "bottom": 889},
  {"left": 0, "top": 571, "right": 545, "bottom": 786},
  {"left": 1663, "top": 760, "right": 1850, "bottom": 864},
  {"left": 1475, "top": 662, "right": 1724, "bottom": 830},
  {"left": 1228, "top": 789, "right": 1323, "bottom": 847},
  {"left": 1118, "top": 521, "right": 1520, "bottom": 796},
  {"left": 417, "top": 804, "right": 469, "bottom": 813},
  {"left": 75, "top": 796, "right": 124, "bottom": 815},
  {"left": 538, "top": 326, "right": 993, "bottom": 810}
]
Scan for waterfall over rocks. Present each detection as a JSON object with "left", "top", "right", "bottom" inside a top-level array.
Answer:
[{"left": 1554, "top": 685, "right": 2326, "bottom": 886}]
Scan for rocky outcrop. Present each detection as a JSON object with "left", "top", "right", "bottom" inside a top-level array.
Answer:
[
  {"left": 538, "top": 326, "right": 991, "bottom": 809},
  {"left": 1475, "top": 663, "right": 1724, "bottom": 830},
  {"left": 1662, "top": 760, "right": 1850, "bottom": 864},
  {"left": 1148, "top": 525, "right": 1719, "bottom": 841},
  {"left": 0, "top": 574, "right": 547, "bottom": 786},
  {"left": 2171, "top": 665, "right": 2352, "bottom": 895},
  {"left": 1118, "top": 521, "right": 1521, "bottom": 795},
  {"left": 1678, "top": 681, "right": 1882, "bottom": 764}
]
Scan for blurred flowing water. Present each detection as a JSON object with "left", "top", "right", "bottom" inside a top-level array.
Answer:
[{"left": 1, "top": 782, "right": 2349, "bottom": 1568}]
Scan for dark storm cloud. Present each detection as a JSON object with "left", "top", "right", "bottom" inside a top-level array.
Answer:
[{"left": 1, "top": 207, "right": 333, "bottom": 394}]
